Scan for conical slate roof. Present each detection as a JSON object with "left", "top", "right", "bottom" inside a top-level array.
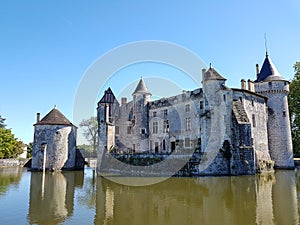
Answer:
[
  {"left": 255, "top": 54, "right": 285, "bottom": 82},
  {"left": 35, "top": 107, "right": 73, "bottom": 126},
  {"left": 203, "top": 66, "right": 226, "bottom": 81},
  {"left": 132, "top": 78, "right": 151, "bottom": 95}
]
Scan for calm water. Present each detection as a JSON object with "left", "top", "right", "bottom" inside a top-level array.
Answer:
[{"left": 0, "top": 167, "right": 300, "bottom": 225}]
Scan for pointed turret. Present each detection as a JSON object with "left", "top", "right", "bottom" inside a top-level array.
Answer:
[
  {"left": 131, "top": 78, "right": 151, "bottom": 152},
  {"left": 254, "top": 53, "right": 294, "bottom": 169},
  {"left": 132, "top": 78, "right": 151, "bottom": 96},
  {"left": 255, "top": 54, "right": 285, "bottom": 82}
]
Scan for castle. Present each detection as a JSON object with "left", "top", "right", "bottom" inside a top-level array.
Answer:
[{"left": 97, "top": 53, "right": 294, "bottom": 176}]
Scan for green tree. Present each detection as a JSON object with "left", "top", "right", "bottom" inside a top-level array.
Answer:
[
  {"left": 288, "top": 62, "right": 300, "bottom": 156},
  {"left": 0, "top": 128, "right": 24, "bottom": 159},
  {"left": 0, "top": 115, "right": 6, "bottom": 129},
  {"left": 79, "top": 117, "right": 98, "bottom": 154},
  {"left": 26, "top": 142, "right": 33, "bottom": 158}
]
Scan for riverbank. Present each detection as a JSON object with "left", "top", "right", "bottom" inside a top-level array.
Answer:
[
  {"left": 294, "top": 158, "right": 300, "bottom": 167},
  {"left": 0, "top": 158, "right": 30, "bottom": 167}
]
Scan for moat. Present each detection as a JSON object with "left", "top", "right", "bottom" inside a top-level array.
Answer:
[{"left": 0, "top": 167, "right": 299, "bottom": 225}]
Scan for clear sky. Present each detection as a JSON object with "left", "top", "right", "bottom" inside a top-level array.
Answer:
[{"left": 1, "top": 0, "right": 299, "bottom": 145}]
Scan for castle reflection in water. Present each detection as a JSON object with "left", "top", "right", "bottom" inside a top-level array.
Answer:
[
  {"left": 1, "top": 168, "right": 299, "bottom": 225},
  {"left": 94, "top": 171, "right": 300, "bottom": 225}
]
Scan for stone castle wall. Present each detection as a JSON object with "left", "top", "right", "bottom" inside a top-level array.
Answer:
[
  {"left": 255, "top": 81, "right": 294, "bottom": 168},
  {"left": 32, "top": 125, "right": 77, "bottom": 171},
  {"left": 97, "top": 65, "right": 294, "bottom": 175}
]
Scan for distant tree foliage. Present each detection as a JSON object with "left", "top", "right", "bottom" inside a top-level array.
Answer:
[
  {"left": 26, "top": 142, "right": 33, "bottom": 158},
  {"left": 79, "top": 117, "right": 98, "bottom": 153},
  {"left": 288, "top": 62, "right": 300, "bottom": 156},
  {"left": 0, "top": 115, "right": 6, "bottom": 129},
  {"left": 0, "top": 128, "right": 24, "bottom": 159},
  {"left": 77, "top": 144, "right": 97, "bottom": 158},
  {"left": 0, "top": 115, "right": 24, "bottom": 158}
]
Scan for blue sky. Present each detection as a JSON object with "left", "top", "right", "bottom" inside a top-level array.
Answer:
[{"left": 0, "top": 0, "right": 299, "bottom": 144}]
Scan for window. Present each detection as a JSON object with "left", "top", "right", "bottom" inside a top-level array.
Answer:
[
  {"left": 200, "top": 101, "right": 203, "bottom": 110},
  {"left": 141, "top": 128, "right": 146, "bottom": 134},
  {"left": 115, "top": 126, "right": 119, "bottom": 135},
  {"left": 251, "top": 100, "right": 254, "bottom": 107},
  {"left": 252, "top": 114, "right": 256, "bottom": 127},
  {"left": 171, "top": 142, "right": 176, "bottom": 152},
  {"left": 155, "top": 142, "right": 159, "bottom": 153},
  {"left": 164, "top": 109, "right": 168, "bottom": 117},
  {"left": 128, "top": 109, "right": 133, "bottom": 121},
  {"left": 186, "top": 104, "right": 190, "bottom": 112},
  {"left": 163, "top": 120, "right": 169, "bottom": 133},
  {"left": 268, "top": 82, "right": 272, "bottom": 88},
  {"left": 283, "top": 111, "right": 286, "bottom": 117},
  {"left": 127, "top": 126, "right": 132, "bottom": 134},
  {"left": 223, "top": 94, "right": 226, "bottom": 102},
  {"left": 163, "top": 139, "right": 166, "bottom": 151},
  {"left": 153, "top": 121, "right": 158, "bottom": 134},
  {"left": 186, "top": 117, "right": 191, "bottom": 131},
  {"left": 185, "top": 138, "right": 191, "bottom": 148},
  {"left": 153, "top": 111, "right": 157, "bottom": 117},
  {"left": 239, "top": 97, "right": 243, "bottom": 103},
  {"left": 150, "top": 140, "right": 153, "bottom": 151}
]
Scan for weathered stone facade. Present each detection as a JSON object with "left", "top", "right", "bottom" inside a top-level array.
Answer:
[
  {"left": 32, "top": 108, "right": 80, "bottom": 171},
  {"left": 97, "top": 53, "right": 294, "bottom": 176}
]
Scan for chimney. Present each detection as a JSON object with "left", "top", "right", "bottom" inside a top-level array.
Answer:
[
  {"left": 248, "top": 79, "right": 254, "bottom": 92},
  {"left": 121, "top": 97, "right": 127, "bottom": 105},
  {"left": 36, "top": 113, "right": 40, "bottom": 123},
  {"left": 256, "top": 64, "right": 260, "bottom": 78},
  {"left": 241, "top": 79, "right": 246, "bottom": 90}
]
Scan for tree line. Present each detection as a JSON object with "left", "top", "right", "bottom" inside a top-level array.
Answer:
[{"left": 0, "top": 116, "right": 24, "bottom": 158}]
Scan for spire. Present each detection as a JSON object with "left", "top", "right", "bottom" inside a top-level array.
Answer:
[
  {"left": 255, "top": 54, "right": 284, "bottom": 82},
  {"left": 132, "top": 78, "right": 151, "bottom": 95},
  {"left": 264, "top": 33, "right": 269, "bottom": 57}
]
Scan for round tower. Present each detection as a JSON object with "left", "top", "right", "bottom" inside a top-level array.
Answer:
[
  {"left": 32, "top": 107, "right": 77, "bottom": 171},
  {"left": 254, "top": 54, "right": 294, "bottom": 169},
  {"left": 132, "top": 78, "right": 151, "bottom": 152}
]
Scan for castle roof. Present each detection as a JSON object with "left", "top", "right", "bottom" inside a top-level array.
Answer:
[
  {"left": 35, "top": 107, "right": 73, "bottom": 126},
  {"left": 203, "top": 66, "right": 226, "bottom": 81},
  {"left": 132, "top": 78, "right": 151, "bottom": 95},
  {"left": 255, "top": 54, "right": 285, "bottom": 82},
  {"left": 99, "top": 87, "right": 117, "bottom": 104}
]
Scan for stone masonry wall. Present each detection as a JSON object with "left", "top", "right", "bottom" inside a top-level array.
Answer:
[
  {"left": 0, "top": 158, "right": 30, "bottom": 167},
  {"left": 32, "top": 125, "right": 76, "bottom": 171}
]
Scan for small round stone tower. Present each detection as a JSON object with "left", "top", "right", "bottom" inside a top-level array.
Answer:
[
  {"left": 254, "top": 53, "right": 294, "bottom": 169},
  {"left": 32, "top": 107, "right": 77, "bottom": 171},
  {"left": 132, "top": 78, "right": 151, "bottom": 152}
]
